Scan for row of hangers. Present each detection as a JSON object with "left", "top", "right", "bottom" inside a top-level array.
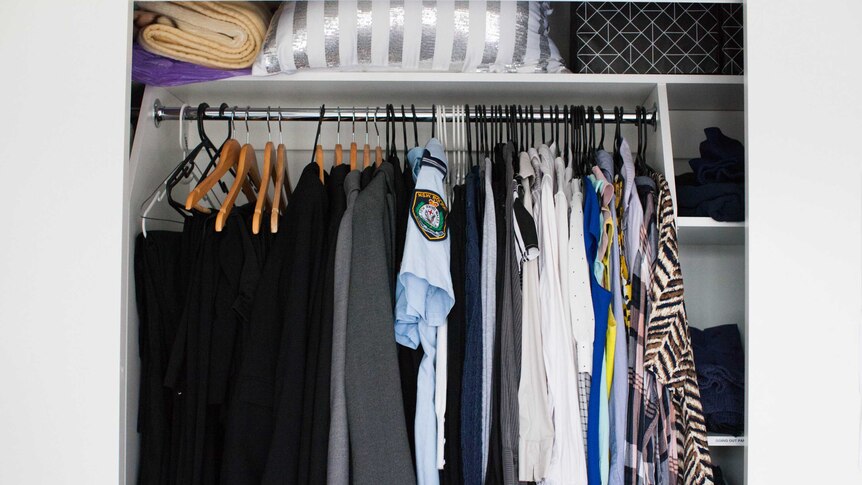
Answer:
[
  {"left": 143, "top": 103, "right": 652, "bottom": 237},
  {"left": 425, "top": 104, "right": 653, "bottom": 186}
]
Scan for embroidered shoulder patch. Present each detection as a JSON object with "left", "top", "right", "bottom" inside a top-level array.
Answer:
[{"left": 411, "top": 190, "right": 448, "bottom": 241}]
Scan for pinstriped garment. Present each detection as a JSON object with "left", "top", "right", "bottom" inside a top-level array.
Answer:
[
  {"left": 644, "top": 173, "right": 714, "bottom": 485},
  {"left": 499, "top": 144, "right": 521, "bottom": 485}
]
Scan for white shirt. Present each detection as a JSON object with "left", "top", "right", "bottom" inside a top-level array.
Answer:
[
  {"left": 539, "top": 171, "right": 589, "bottom": 484},
  {"left": 569, "top": 180, "right": 596, "bottom": 374},
  {"left": 517, "top": 151, "right": 554, "bottom": 482}
]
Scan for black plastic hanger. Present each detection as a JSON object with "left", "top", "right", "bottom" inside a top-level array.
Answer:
[
  {"left": 464, "top": 104, "right": 473, "bottom": 167},
  {"left": 563, "top": 105, "right": 570, "bottom": 166},
  {"left": 636, "top": 106, "right": 650, "bottom": 175},
  {"left": 554, "top": 105, "right": 561, "bottom": 151},
  {"left": 581, "top": 106, "right": 596, "bottom": 174},
  {"left": 596, "top": 106, "right": 605, "bottom": 151}
]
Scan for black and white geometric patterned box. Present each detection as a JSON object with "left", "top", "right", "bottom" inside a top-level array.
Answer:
[{"left": 572, "top": 2, "right": 744, "bottom": 75}]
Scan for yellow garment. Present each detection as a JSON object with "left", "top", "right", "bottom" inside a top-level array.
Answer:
[
  {"left": 614, "top": 178, "right": 632, "bottom": 329},
  {"left": 600, "top": 212, "right": 616, "bottom": 394},
  {"left": 136, "top": 2, "right": 271, "bottom": 69}
]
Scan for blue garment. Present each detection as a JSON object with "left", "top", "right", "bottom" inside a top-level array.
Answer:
[
  {"left": 690, "top": 325, "right": 745, "bottom": 435},
  {"left": 689, "top": 127, "right": 744, "bottom": 185},
  {"left": 461, "top": 165, "right": 484, "bottom": 485},
  {"left": 597, "top": 151, "right": 629, "bottom": 485},
  {"left": 407, "top": 146, "right": 425, "bottom": 181},
  {"left": 395, "top": 138, "right": 455, "bottom": 485},
  {"left": 583, "top": 176, "right": 612, "bottom": 485}
]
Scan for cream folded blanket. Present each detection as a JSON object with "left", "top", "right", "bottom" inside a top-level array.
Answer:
[{"left": 136, "top": 2, "right": 271, "bottom": 70}]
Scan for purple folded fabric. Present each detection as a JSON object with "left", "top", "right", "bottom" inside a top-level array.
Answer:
[{"left": 132, "top": 42, "right": 251, "bottom": 87}]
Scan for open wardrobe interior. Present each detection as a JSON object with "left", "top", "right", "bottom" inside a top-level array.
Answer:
[
  {"left": 126, "top": 2, "right": 746, "bottom": 484},
  {"left": 5, "top": 1, "right": 862, "bottom": 485}
]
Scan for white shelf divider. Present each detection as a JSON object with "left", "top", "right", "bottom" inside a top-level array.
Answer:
[{"left": 677, "top": 217, "right": 745, "bottom": 245}]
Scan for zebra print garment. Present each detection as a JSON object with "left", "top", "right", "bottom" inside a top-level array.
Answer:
[{"left": 644, "top": 172, "right": 714, "bottom": 485}]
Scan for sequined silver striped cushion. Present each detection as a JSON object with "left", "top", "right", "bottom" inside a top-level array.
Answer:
[{"left": 253, "top": 1, "right": 565, "bottom": 75}]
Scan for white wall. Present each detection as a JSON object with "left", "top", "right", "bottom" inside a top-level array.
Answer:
[
  {"left": 747, "top": 0, "right": 862, "bottom": 483},
  {"left": 0, "top": 1, "right": 130, "bottom": 483}
]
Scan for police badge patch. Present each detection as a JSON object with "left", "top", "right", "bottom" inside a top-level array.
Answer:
[{"left": 410, "top": 190, "right": 448, "bottom": 241}]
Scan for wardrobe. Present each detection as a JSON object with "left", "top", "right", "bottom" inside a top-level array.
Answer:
[
  {"left": 10, "top": 1, "right": 862, "bottom": 484},
  {"left": 127, "top": 33, "right": 747, "bottom": 485}
]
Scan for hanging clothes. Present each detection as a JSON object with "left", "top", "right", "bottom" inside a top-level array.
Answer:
[
  {"left": 327, "top": 169, "right": 362, "bottom": 485},
  {"left": 585, "top": 174, "right": 612, "bottom": 485},
  {"left": 303, "top": 163, "right": 350, "bottom": 484},
  {"left": 479, "top": 156, "right": 497, "bottom": 484},
  {"left": 345, "top": 163, "right": 416, "bottom": 485},
  {"left": 498, "top": 142, "right": 522, "bottom": 485},
  {"left": 162, "top": 204, "right": 267, "bottom": 485},
  {"left": 399, "top": 146, "right": 426, "bottom": 469},
  {"left": 596, "top": 149, "right": 629, "bottom": 485},
  {"left": 461, "top": 164, "right": 484, "bottom": 485},
  {"left": 395, "top": 138, "right": 455, "bottom": 485},
  {"left": 135, "top": 229, "right": 189, "bottom": 485},
  {"left": 134, "top": 104, "right": 718, "bottom": 485},
  {"left": 220, "top": 163, "right": 326, "bottom": 485},
  {"left": 645, "top": 172, "right": 714, "bottom": 485},
  {"left": 516, "top": 149, "right": 552, "bottom": 483},
  {"left": 441, "top": 184, "right": 467, "bottom": 485}
]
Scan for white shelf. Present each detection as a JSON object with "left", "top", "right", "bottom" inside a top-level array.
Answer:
[
  {"left": 166, "top": 72, "right": 743, "bottom": 108},
  {"left": 677, "top": 217, "right": 745, "bottom": 245},
  {"left": 221, "top": 72, "right": 743, "bottom": 85},
  {"left": 708, "top": 434, "right": 746, "bottom": 447}
]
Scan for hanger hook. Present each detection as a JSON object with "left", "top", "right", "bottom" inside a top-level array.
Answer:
[
  {"left": 352, "top": 106, "right": 356, "bottom": 141},
  {"left": 266, "top": 107, "right": 272, "bottom": 142},
  {"left": 365, "top": 107, "right": 370, "bottom": 144},
  {"left": 277, "top": 107, "right": 284, "bottom": 145},
  {"left": 244, "top": 106, "right": 251, "bottom": 145},
  {"left": 337, "top": 106, "right": 342, "bottom": 144},
  {"left": 374, "top": 106, "right": 380, "bottom": 144}
]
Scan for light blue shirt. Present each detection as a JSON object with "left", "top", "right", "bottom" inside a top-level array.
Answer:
[{"left": 395, "top": 138, "right": 454, "bottom": 485}]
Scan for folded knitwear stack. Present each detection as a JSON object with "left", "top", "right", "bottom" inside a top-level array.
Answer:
[
  {"left": 676, "top": 127, "right": 745, "bottom": 222},
  {"left": 690, "top": 324, "right": 745, "bottom": 436},
  {"left": 135, "top": 2, "right": 271, "bottom": 70}
]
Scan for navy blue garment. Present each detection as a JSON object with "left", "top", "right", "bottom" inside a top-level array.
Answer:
[
  {"left": 583, "top": 176, "right": 612, "bottom": 485},
  {"left": 461, "top": 165, "right": 484, "bottom": 485},
  {"left": 676, "top": 173, "right": 744, "bottom": 222},
  {"left": 689, "top": 127, "right": 744, "bottom": 185},
  {"left": 678, "top": 127, "right": 745, "bottom": 221},
  {"left": 690, "top": 325, "right": 745, "bottom": 436},
  {"left": 441, "top": 184, "right": 466, "bottom": 485}
]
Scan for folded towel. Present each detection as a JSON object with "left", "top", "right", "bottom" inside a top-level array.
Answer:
[{"left": 136, "top": 2, "right": 271, "bottom": 70}]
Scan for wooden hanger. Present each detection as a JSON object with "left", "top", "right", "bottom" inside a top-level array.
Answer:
[
  {"left": 186, "top": 108, "right": 256, "bottom": 211},
  {"left": 362, "top": 107, "right": 371, "bottom": 168},
  {"left": 253, "top": 109, "right": 277, "bottom": 235},
  {"left": 271, "top": 109, "right": 289, "bottom": 233},
  {"left": 349, "top": 107, "right": 358, "bottom": 171},
  {"left": 186, "top": 137, "right": 239, "bottom": 210},
  {"left": 216, "top": 109, "right": 258, "bottom": 232},
  {"left": 334, "top": 107, "right": 343, "bottom": 167}
]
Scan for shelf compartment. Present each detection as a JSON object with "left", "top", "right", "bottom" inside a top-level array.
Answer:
[{"left": 677, "top": 217, "right": 744, "bottom": 245}]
